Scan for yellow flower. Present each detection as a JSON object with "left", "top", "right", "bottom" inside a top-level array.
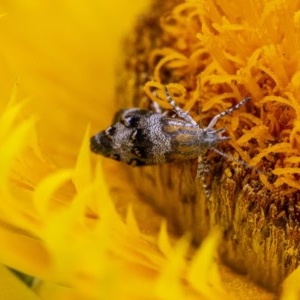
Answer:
[{"left": 0, "top": 0, "right": 299, "bottom": 299}]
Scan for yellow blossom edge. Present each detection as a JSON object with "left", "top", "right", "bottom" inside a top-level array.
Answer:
[{"left": 31, "top": 124, "right": 231, "bottom": 299}]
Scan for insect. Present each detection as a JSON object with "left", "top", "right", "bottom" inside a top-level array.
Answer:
[{"left": 90, "top": 86, "right": 253, "bottom": 198}]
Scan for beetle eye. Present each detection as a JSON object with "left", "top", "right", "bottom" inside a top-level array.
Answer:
[
  {"left": 105, "top": 126, "right": 116, "bottom": 136},
  {"left": 121, "top": 115, "right": 141, "bottom": 128}
]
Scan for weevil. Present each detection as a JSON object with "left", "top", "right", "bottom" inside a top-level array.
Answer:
[{"left": 90, "top": 86, "right": 253, "bottom": 198}]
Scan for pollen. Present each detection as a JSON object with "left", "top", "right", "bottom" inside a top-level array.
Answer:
[{"left": 117, "top": 0, "right": 300, "bottom": 293}]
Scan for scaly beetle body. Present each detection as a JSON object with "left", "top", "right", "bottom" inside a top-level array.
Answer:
[{"left": 90, "top": 86, "right": 252, "bottom": 198}]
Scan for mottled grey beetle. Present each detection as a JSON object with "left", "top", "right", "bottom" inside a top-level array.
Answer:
[{"left": 90, "top": 86, "right": 253, "bottom": 197}]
